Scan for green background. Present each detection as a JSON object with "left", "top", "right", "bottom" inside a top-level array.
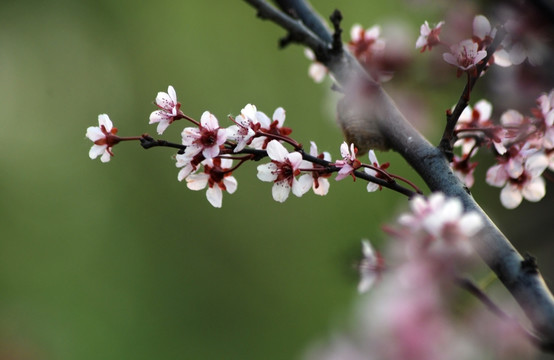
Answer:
[{"left": 1, "top": 1, "right": 552, "bottom": 359}]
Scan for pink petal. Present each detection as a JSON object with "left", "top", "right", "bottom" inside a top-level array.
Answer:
[
  {"left": 313, "top": 178, "right": 330, "bottom": 196},
  {"left": 223, "top": 176, "right": 238, "bottom": 194},
  {"left": 200, "top": 111, "right": 219, "bottom": 130},
  {"left": 292, "top": 174, "right": 313, "bottom": 197}
]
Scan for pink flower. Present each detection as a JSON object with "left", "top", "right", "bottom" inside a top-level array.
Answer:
[
  {"left": 358, "top": 239, "right": 385, "bottom": 293},
  {"left": 487, "top": 151, "right": 548, "bottom": 209},
  {"left": 397, "top": 193, "right": 483, "bottom": 257},
  {"left": 308, "top": 141, "right": 331, "bottom": 196},
  {"left": 250, "top": 107, "right": 292, "bottom": 150},
  {"left": 304, "top": 48, "right": 328, "bottom": 83},
  {"left": 149, "top": 85, "right": 184, "bottom": 134},
  {"left": 186, "top": 158, "right": 237, "bottom": 208},
  {"left": 86, "top": 114, "right": 120, "bottom": 163},
  {"left": 334, "top": 142, "right": 361, "bottom": 181},
  {"left": 415, "top": 21, "right": 444, "bottom": 52},
  {"left": 443, "top": 40, "right": 487, "bottom": 74},
  {"left": 227, "top": 104, "right": 259, "bottom": 152},
  {"left": 256, "top": 140, "right": 312, "bottom": 202},
  {"left": 181, "top": 111, "right": 227, "bottom": 159}
]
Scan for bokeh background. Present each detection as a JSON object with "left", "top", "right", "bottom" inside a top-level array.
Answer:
[{"left": 1, "top": 1, "right": 552, "bottom": 359}]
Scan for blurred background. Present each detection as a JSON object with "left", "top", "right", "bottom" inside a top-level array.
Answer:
[{"left": 0, "top": 0, "right": 552, "bottom": 359}]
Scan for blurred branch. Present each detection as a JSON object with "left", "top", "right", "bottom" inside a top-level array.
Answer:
[{"left": 244, "top": 0, "right": 554, "bottom": 350}]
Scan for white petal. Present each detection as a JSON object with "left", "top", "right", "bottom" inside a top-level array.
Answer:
[
  {"left": 522, "top": 177, "right": 546, "bottom": 202},
  {"left": 473, "top": 15, "right": 491, "bottom": 39},
  {"left": 474, "top": 99, "right": 492, "bottom": 121},
  {"left": 167, "top": 85, "right": 177, "bottom": 103},
  {"left": 313, "top": 178, "right": 330, "bottom": 196},
  {"left": 155, "top": 92, "right": 173, "bottom": 110},
  {"left": 202, "top": 145, "right": 221, "bottom": 160},
  {"left": 500, "top": 184, "right": 523, "bottom": 209},
  {"left": 257, "top": 163, "right": 277, "bottom": 182},
  {"left": 500, "top": 109, "right": 524, "bottom": 126},
  {"left": 206, "top": 187, "right": 223, "bottom": 208},
  {"left": 100, "top": 151, "right": 111, "bottom": 163},
  {"left": 241, "top": 104, "right": 257, "bottom": 121},
  {"left": 486, "top": 164, "right": 508, "bottom": 187},
  {"left": 308, "top": 63, "right": 327, "bottom": 83},
  {"left": 292, "top": 174, "right": 313, "bottom": 197},
  {"left": 86, "top": 126, "right": 104, "bottom": 142},
  {"left": 272, "top": 107, "right": 286, "bottom": 126},
  {"left": 358, "top": 274, "right": 376, "bottom": 293},
  {"left": 272, "top": 181, "right": 291, "bottom": 202},
  {"left": 98, "top": 114, "right": 113, "bottom": 131},
  {"left": 89, "top": 144, "right": 106, "bottom": 159},
  {"left": 186, "top": 174, "right": 209, "bottom": 191},
  {"left": 156, "top": 120, "right": 171, "bottom": 135},
  {"left": 525, "top": 152, "right": 548, "bottom": 177},
  {"left": 266, "top": 140, "right": 289, "bottom": 162},
  {"left": 368, "top": 150, "right": 379, "bottom": 165},
  {"left": 200, "top": 111, "right": 219, "bottom": 130},
  {"left": 366, "top": 182, "right": 379, "bottom": 192},
  {"left": 255, "top": 111, "right": 272, "bottom": 128},
  {"left": 223, "top": 176, "right": 238, "bottom": 194},
  {"left": 350, "top": 24, "right": 363, "bottom": 42}
]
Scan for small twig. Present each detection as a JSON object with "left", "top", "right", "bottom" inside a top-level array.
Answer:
[{"left": 438, "top": 27, "right": 508, "bottom": 160}]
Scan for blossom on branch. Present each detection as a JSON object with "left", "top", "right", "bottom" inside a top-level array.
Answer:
[
  {"left": 186, "top": 158, "right": 237, "bottom": 208},
  {"left": 86, "top": 114, "right": 120, "bottom": 163},
  {"left": 364, "top": 150, "right": 385, "bottom": 192},
  {"left": 250, "top": 106, "right": 292, "bottom": 150},
  {"left": 227, "top": 104, "right": 259, "bottom": 152},
  {"left": 334, "top": 142, "right": 361, "bottom": 181},
  {"left": 181, "top": 111, "right": 227, "bottom": 159},
  {"left": 256, "top": 140, "right": 312, "bottom": 202},
  {"left": 443, "top": 39, "right": 487, "bottom": 76},
  {"left": 149, "top": 85, "right": 184, "bottom": 134},
  {"left": 415, "top": 20, "right": 444, "bottom": 52},
  {"left": 396, "top": 193, "right": 483, "bottom": 259},
  {"left": 486, "top": 150, "right": 548, "bottom": 209},
  {"left": 308, "top": 141, "right": 331, "bottom": 196}
]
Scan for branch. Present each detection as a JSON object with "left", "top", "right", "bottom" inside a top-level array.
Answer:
[{"left": 243, "top": 0, "right": 554, "bottom": 348}]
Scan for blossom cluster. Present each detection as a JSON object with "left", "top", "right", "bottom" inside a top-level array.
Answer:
[
  {"left": 451, "top": 91, "right": 554, "bottom": 208},
  {"left": 416, "top": 15, "right": 525, "bottom": 77},
  {"left": 85, "top": 86, "right": 402, "bottom": 208},
  {"left": 320, "top": 194, "right": 534, "bottom": 360}
]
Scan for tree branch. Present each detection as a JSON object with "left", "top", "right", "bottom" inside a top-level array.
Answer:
[{"left": 243, "top": 0, "right": 554, "bottom": 349}]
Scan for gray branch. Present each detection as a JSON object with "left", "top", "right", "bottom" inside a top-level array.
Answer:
[{"left": 245, "top": 0, "right": 554, "bottom": 350}]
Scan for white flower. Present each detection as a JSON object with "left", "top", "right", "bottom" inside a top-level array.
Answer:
[
  {"left": 497, "top": 151, "right": 549, "bottom": 209},
  {"left": 181, "top": 111, "right": 227, "bottom": 159},
  {"left": 334, "top": 142, "right": 361, "bottom": 181},
  {"left": 86, "top": 114, "right": 120, "bottom": 163},
  {"left": 443, "top": 40, "right": 487, "bottom": 72},
  {"left": 227, "top": 104, "right": 258, "bottom": 152},
  {"left": 358, "top": 239, "right": 384, "bottom": 293},
  {"left": 397, "top": 193, "right": 483, "bottom": 257},
  {"left": 415, "top": 20, "right": 444, "bottom": 52},
  {"left": 149, "top": 85, "right": 183, "bottom": 134},
  {"left": 256, "top": 140, "right": 312, "bottom": 202},
  {"left": 186, "top": 158, "right": 237, "bottom": 208},
  {"left": 249, "top": 106, "right": 291, "bottom": 150}
]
